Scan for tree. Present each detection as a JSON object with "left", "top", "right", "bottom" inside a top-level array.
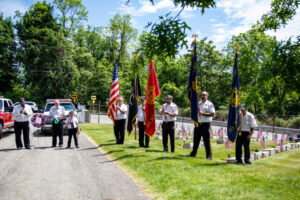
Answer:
[
  {"left": 54, "top": 0, "right": 88, "bottom": 36},
  {"left": 15, "top": 1, "right": 78, "bottom": 104},
  {"left": 257, "top": 0, "right": 299, "bottom": 31},
  {"left": 0, "top": 14, "right": 16, "bottom": 95}
]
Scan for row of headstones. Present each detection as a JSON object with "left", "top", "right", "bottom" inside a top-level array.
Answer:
[{"left": 227, "top": 143, "right": 300, "bottom": 164}]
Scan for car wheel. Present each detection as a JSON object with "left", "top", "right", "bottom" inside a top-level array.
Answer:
[{"left": 0, "top": 123, "right": 3, "bottom": 139}]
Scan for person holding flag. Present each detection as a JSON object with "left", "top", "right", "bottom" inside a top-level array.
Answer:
[
  {"left": 159, "top": 95, "right": 178, "bottom": 153},
  {"left": 145, "top": 59, "right": 160, "bottom": 137},
  {"left": 138, "top": 97, "right": 149, "bottom": 148},
  {"left": 188, "top": 91, "right": 215, "bottom": 160},
  {"left": 114, "top": 97, "right": 127, "bottom": 144},
  {"left": 127, "top": 63, "right": 142, "bottom": 136},
  {"left": 236, "top": 104, "right": 258, "bottom": 164}
]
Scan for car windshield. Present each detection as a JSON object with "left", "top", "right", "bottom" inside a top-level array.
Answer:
[
  {"left": 44, "top": 103, "right": 75, "bottom": 112},
  {"left": 14, "top": 102, "right": 34, "bottom": 106}
]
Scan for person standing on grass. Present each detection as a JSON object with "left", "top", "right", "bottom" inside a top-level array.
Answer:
[
  {"left": 236, "top": 104, "right": 258, "bottom": 164},
  {"left": 50, "top": 99, "right": 66, "bottom": 147},
  {"left": 12, "top": 98, "right": 33, "bottom": 150},
  {"left": 114, "top": 97, "right": 127, "bottom": 144},
  {"left": 188, "top": 91, "right": 215, "bottom": 160},
  {"left": 159, "top": 95, "right": 178, "bottom": 153},
  {"left": 65, "top": 111, "right": 80, "bottom": 148},
  {"left": 138, "top": 97, "right": 149, "bottom": 148}
]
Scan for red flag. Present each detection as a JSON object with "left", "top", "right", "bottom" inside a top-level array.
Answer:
[{"left": 145, "top": 60, "right": 160, "bottom": 137}]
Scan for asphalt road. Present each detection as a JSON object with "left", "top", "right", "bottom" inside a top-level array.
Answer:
[{"left": 0, "top": 126, "right": 149, "bottom": 200}]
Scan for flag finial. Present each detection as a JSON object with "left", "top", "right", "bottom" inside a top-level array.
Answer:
[
  {"left": 192, "top": 34, "right": 198, "bottom": 42},
  {"left": 234, "top": 43, "right": 239, "bottom": 54}
]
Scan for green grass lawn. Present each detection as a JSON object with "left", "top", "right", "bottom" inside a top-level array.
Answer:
[{"left": 81, "top": 123, "right": 300, "bottom": 200}]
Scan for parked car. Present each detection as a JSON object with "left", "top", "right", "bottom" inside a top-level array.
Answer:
[
  {"left": 41, "top": 99, "right": 77, "bottom": 134},
  {"left": 0, "top": 97, "right": 15, "bottom": 139},
  {"left": 13, "top": 101, "right": 39, "bottom": 113}
]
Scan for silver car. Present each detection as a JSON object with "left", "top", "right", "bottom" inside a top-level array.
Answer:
[{"left": 13, "top": 101, "right": 39, "bottom": 113}]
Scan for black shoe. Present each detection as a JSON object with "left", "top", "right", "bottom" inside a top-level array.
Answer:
[
  {"left": 76, "top": 145, "right": 79, "bottom": 148},
  {"left": 66, "top": 146, "right": 70, "bottom": 149},
  {"left": 236, "top": 160, "right": 243, "bottom": 164},
  {"left": 25, "top": 147, "right": 31, "bottom": 150},
  {"left": 207, "top": 156, "right": 212, "bottom": 160},
  {"left": 245, "top": 160, "right": 252, "bottom": 165},
  {"left": 163, "top": 149, "right": 168, "bottom": 152},
  {"left": 59, "top": 144, "right": 63, "bottom": 147},
  {"left": 187, "top": 153, "right": 196, "bottom": 157},
  {"left": 144, "top": 146, "right": 149, "bottom": 148},
  {"left": 17, "top": 147, "right": 22, "bottom": 150},
  {"left": 51, "top": 145, "right": 56, "bottom": 148}
]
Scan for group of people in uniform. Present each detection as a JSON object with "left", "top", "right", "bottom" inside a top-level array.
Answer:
[
  {"left": 113, "top": 90, "right": 257, "bottom": 164},
  {"left": 12, "top": 93, "right": 257, "bottom": 164},
  {"left": 12, "top": 98, "right": 80, "bottom": 150}
]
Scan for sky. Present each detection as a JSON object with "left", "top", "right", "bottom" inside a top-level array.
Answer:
[{"left": 0, "top": 0, "right": 299, "bottom": 53}]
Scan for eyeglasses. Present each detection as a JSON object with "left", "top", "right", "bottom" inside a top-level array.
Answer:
[{"left": 201, "top": 94, "right": 207, "bottom": 96}]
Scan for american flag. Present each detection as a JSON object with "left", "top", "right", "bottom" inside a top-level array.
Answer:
[
  {"left": 257, "top": 130, "right": 262, "bottom": 140},
  {"left": 108, "top": 60, "right": 120, "bottom": 123},
  {"left": 181, "top": 125, "right": 187, "bottom": 140},
  {"left": 260, "top": 137, "right": 266, "bottom": 149},
  {"left": 285, "top": 134, "right": 289, "bottom": 142},
  {"left": 293, "top": 134, "right": 298, "bottom": 141},
  {"left": 280, "top": 138, "right": 284, "bottom": 151},
  {"left": 273, "top": 134, "right": 279, "bottom": 145},
  {"left": 225, "top": 139, "right": 233, "bottom": 149}
]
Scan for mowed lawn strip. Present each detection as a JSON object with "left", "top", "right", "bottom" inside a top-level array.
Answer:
[{"left": 81, "top": 124, "right": 300, "bottom": 200}]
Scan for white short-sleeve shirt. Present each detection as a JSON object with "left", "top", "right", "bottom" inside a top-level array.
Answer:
[
  {"left": 199, "top": 100, "right": 215, "bottom": 123},
  {"left": 137, "top": 105, "right": 145, "bottom": 122},
  {"left": 50, "top": 106, "right": 66, "bottom": 118},
  {"left": 241, "top": 111, "right": 258, "bottom": 132},
  {"left": 65, "top": 116, "right": 79, "bottom": 129},
  {"left": 160, "top": 102, "right": 178, "bottom": 122},
  {"left": 12, "top": 104, "right": 33, "bottom": 122},
  {"left": 116, "top": 104, "right": 127, "bottom": 120}
]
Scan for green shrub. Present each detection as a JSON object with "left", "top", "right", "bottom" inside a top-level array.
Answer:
[
  {"left": 274, "top": 118, "right": 288, "bottom": 127},
  {"left": 288, "top": 116, "right": 300, "bottom": 129}
]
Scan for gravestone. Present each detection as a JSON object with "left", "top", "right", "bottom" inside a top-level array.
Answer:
[
  {"left": 183, "top": 143, "right": 193, "bottom": 148},
  {"left": 154, "top": 136, "right": 162, "bottom": 140},
  {"left": 275, "top": 147, "right": 281, "bottom": 153},
  {"left": 263, "top": 148, "right": 275, "bottom": 156},
  {"left": 227, "top": 157, "right": 237, "bottom": 164},
  {"left": 261, "top": 151, "right": 270, "bottom": 158},
  {"left": 254, "top": 152, "right": 262, "bottom": 160}
]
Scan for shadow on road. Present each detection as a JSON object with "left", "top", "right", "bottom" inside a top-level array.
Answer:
[
  {"left": 123, "top": 146, "right": 139, "bottom": 149},
  {"left": 34, "top": 146, "right": 53, "bottom": 150},
  {"left": 0, "top": 148, "right": 17, "bottom": 152}
]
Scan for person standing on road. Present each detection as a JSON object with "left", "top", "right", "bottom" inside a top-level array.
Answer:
[
  {"left": 188, "top": 91, "right": 215, "bottom": 160},
  {"left": 65, "top": 111, "right": 80, "bottom": 148},
  {"left": 159, "top": 95, "right": 178, "bottom": 153},
  {"left": 138, "top": 97, "right": 149, "bottom": 148},
  {"left": 114, "top": 97, "right": 127, "bottom": 144},
  {"left": 50, "top": 100, "right": 66, "bottom": 147},
  {"left": 236, "top": 104, "right": 258, "bottom": 164},
  {"left": 12, "top": 98, "right": 33, "bottom": 150}
]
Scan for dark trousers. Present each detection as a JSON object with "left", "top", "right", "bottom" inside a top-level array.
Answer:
[
  {"left": 52, "top": 120, "right": 63, "bottom": 146},
  {"left": 67, "top": 128, "right": 78, "bottom": 147},
  {"left": 14, "top": 121, "right": 30, "bottom": 148},
  {"left": 162, "top": 121, "right": 175, "bottom": 152},
  {"left": 138, "top": 121, "right": 149, "bottom": 147},
  {"left": 236, "top": 131, "right": 251, "bottom": 162},
  {"left": 191, "top": 122, "right": 212, "bottom": 158},
  {"left": 114, "top": 119, "right": 126, "bottom": 144}
]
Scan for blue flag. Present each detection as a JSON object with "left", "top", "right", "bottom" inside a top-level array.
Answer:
[
  {"left": 187, "top": 42, "right": 199, "bottom": 126},
  {"left": 227, "top": 52, "right": 240, "bottom": 143}
]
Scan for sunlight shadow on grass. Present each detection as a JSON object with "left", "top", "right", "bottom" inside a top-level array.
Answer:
[
  {"left": 98, "top": 154, "right": 144, "bottom": 163},
  {"left": 91, "top": 149, "right": 124, "bottom": 156}
]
